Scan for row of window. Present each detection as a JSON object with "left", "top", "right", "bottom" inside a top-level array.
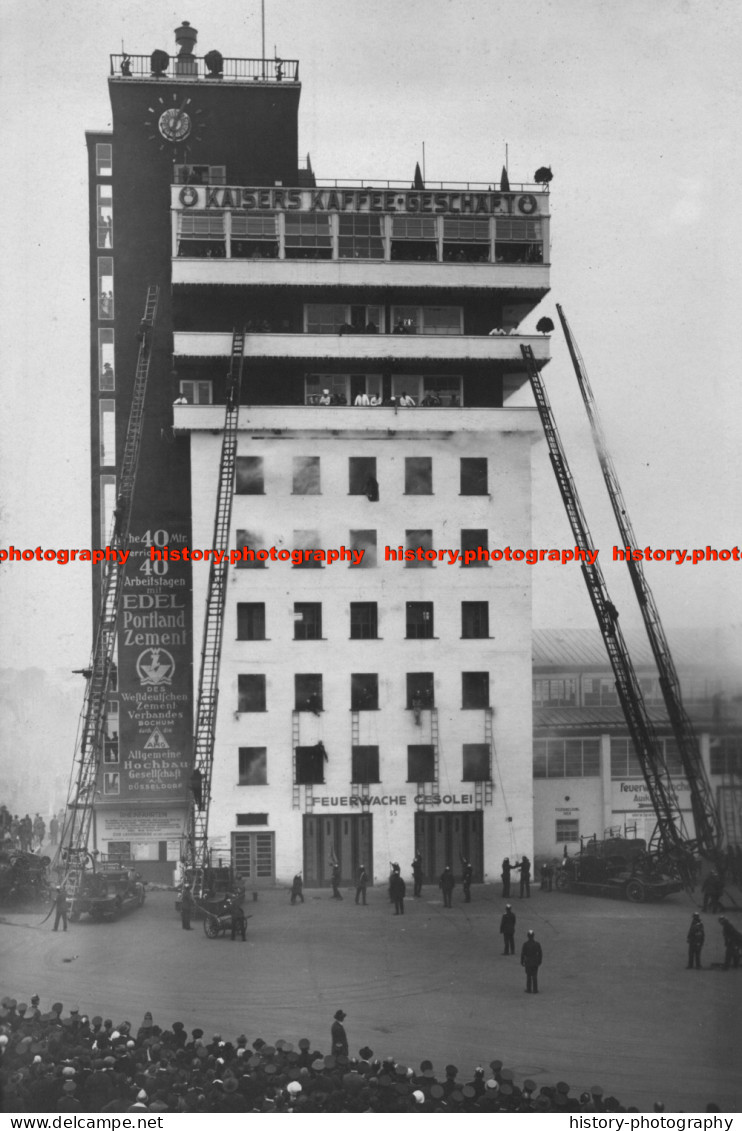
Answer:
[
  {"left": 234, "top": 529, "right": 494, "bottom": 569},
  {"left": 176, "top": 210, "right": 544, "bottom": 263},
  {"left": 238, "top": 601, "right": 490, "bottom": 641},
  {"left": 235, "top": 456, "right": 489, "bottom": 497},
  {"left": 533, "top": 737, "right": 689, "bottom": 779},
  {"left": 534, "top": 675, "right": 727, "bottom": 709},
  {"left": 237, "top": 672, "right": 491, "bottom": 713},
  {"left": 305, "top": 303, "right": 464, "bottom": 335},
  {"left": 238, "top": 743, "right": 492, "bottom": 785},
  {"left": 179, "top": 373, "right": 467, "bottom": 408}
]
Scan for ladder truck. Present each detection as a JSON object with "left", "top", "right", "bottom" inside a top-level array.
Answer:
[
  {"left": 181, "top": 330, "right": 245, "bottom": 903},
  {"left": 555, "top": 305, "right": 725, "bottom": 871},
  {"left": 56, "top": 287, "right": 159, "bottom": 917},
  {"left": 520, "top": 343, "right": 697, "bottom": 886}
]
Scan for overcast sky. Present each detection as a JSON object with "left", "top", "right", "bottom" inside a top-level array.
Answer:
[{"left": 1, "top": 0, "right": 741, "bottom": 679}]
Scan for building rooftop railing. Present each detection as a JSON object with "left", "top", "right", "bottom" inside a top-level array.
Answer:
[
  {"left": 309, "top": 178, "right": 545, "bottom": 192},
  {"left": 110, "top": 54, "right": 299, "bottom": 83}
]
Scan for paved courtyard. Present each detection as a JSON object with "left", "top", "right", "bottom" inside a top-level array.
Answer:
[{"left": 2, "top": 882, "right": 740, "bottom": 1112}]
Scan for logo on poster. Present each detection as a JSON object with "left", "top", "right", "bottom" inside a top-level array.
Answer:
[{"left": 136, "top": 648, "right": 175, "bottom": 687}]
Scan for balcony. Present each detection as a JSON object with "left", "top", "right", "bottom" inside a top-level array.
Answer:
[
  {"left": 110, "top": 54, "right": 298, "bottom": 83},
  {"left": 173, "top": 331, "right": 551, "bottom": 364},
  {"left": 171, "top": 255, "right": 549, "bottom": 293}
]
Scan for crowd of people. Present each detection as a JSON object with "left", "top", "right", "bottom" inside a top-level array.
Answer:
[
  {"left": 0, "top": 808, "right": 58, "bottom": 854},
  {"left": 0, "top": 998, "right": 723, "bottom": 1113}
]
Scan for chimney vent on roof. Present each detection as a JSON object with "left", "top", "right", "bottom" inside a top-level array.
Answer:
[{"left": 174, "top": 21, "right": 198, "bottom": 74}]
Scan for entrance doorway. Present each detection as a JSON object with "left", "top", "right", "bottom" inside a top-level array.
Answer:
[
  {"left": 303, "top": 813, "right": 373, "bottom": 886},
  {"left": 232, "top": 831, "right": 275, "bottom": 887},
  {"left": 414, "top": 810, "right": 483, "bottom": 882}
]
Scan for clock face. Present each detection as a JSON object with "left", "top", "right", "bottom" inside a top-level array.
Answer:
[{"left": 159, "top": 107, "right": 192, "bottom": 142}]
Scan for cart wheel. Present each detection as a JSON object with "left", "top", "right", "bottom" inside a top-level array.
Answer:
[
  {"left": 625, "top": 880, "right": 645, "bottom": 903},
  {"left": 203, "top": 914, "right": 220, "bottom": 938}
]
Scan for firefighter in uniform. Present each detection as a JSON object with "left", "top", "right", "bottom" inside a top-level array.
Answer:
[
  {"left": 686, "top": 912, "right": 704, "bottom": 968},
  {"left": 521, "top": 929, "right": 543, "bottom": 993}
]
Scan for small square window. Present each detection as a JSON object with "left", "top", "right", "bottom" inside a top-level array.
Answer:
[
  {"left": 238, "top": 747, "right": 267, "bottom": 785},
  {"left": 103, "top": 771, "right": 120, "bottom": 795},
  {"left": 462, "top": 672, "right": 490, "bottom": 709},
  {"left": 352, "top": 745, "right": 380, "bottom": 783},
  {"left": 349, "top": 457, "right": 377, "bottom": 496},
  {"left": 351, "top": 673, "right": 378, "bottom": 710},
  {"left": 405, "top": 457, "right": 433, "bottom": 495},
  {"left": 236, "top": 456, "right": 264, "bottom": 494},
  {"left": 407, "top": 745, "right": 436, "bottom": 782},
  {"left": 295, "top": 674, "right": 323, "bottom": 713},
  {"left": 237, "top": 603, "right": 265, "bottom": 640},
  {"left": 350, "top": 602, "right": 378, "bottom": 639},
  {"left": 349, "top": 530, "right": 377, "bottom": 567},
  {"left": 293, "top": 530, "right": 322, "bottom": 568},
  {"left": 556, "top": 819, "right": 579, "bottom": 843},
  {"left": 295, "top": 743, "right": 327, "bottom": 784},
  {"left": 463, "top": 743, "right": 491, "bottom": 781},
  {"left": 235, "top": 529, "right": 266, "bottom": 568},
  {"left": 461, "top": 529, "right": 489, "bottom": 566},
  {"left": 292, "top": 456, "right": 321, "bottom": 494},
  {"left": 406, "top": 602, "right": 434, "bottom": 639},
  {"left": 460, "top": 458, "right": 488, "bottom": 495},
  {"left": 405, "top": 529, "right": 434, "bottom": 567},
  {"left": 407, "top": 672, "right": 434, "bottom": 709},
  {"left": 294, "top": 603, "right": 322, "bottom": 640},
  {"left": 238, "top": 674, "right": 266, "bottom": 712},
  {"left": 462, "top": 602, "right": 489, "bottom": 638}
]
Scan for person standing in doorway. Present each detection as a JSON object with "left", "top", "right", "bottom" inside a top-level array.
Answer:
[{"left": 439, "top": 865, "right": 455, "bottom": 908}]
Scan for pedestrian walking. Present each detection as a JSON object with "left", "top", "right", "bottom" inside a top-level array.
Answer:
[
  {"left": 331, "top": 1010, "right": 349, "bottom": 1057},
  {"left": 390, "top": 869, "right": 406, "bottom": 915},
  {"left": 521, "top": 929, "right": 542, "bottom": 993},
  {"left": 355, "top": 864, "right": 368, "bottom": 905},
  {"left": 330, "top": 861, "right": 343, "bottom": 900},
  {"left": 461, "top": 856, "right": 473, "bottom": 903},
  {"left": 516, "top": 855, "right": 531, "bottom": 898},
  {"left": 439, "top": 865, "right": 455, "bottom": 908},
  {"left": 290, "top": 873, "right": 305, "bottom": 904},
  {"left": 181, "top": 886, "right": 194, "bottom": 930},
  {"left": 52, "top": 886, "right": 68, "bottom": 933},
  {"left": 412, "top": 852, "right": 423, "bottom": 897},
  {"left": 686, "top": 912, "right": 704, "bottom": 969},
  {"left": 500, "top": 903, "right": 516, "bottom": 955},
  {"left": 501, "top": 857, "right": 512, "bottom": 898}
]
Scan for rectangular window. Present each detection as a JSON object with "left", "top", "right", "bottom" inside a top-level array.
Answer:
[
  {"left": 235, "top": 456, "right": 264, "bottom": 494},
  {"left": 295, "top": 744, "right": 326, "bottom": 784},
  {"left": 537, "top": 738, "right": 601, "bottom": 778},
  {"left": 238, "top": 675, "right": 266, "bottom": 713},
  {"left": 710, "top": 738, "right": 742, "bottom": 776},
  {"left": 663, "top": 738, "right": 684, "bottom": 776},
  {"left": 293, "top": 529, "right": 322, "bottom": 568},
  {"left": 177, "top": 211, "right": 226, "bottom": 256},
  {"left": 463, "top": 743, "right": 491, "bottom": 781},
  {"left": 231, "top": 211, "right": 278, "bottom": 259},
  {"left": 96, "top": 143, "right": 112, "bottom": 177},
  {"left": 235, "top": 813, "right": 269, "bottom": 826},
  {"left": 443, "top": 218, "right": 490, "bottom": 262},
  {"left": 495, "top": 218, "right": 543, "bottom": 264},
  {"left": 349, "top": 529, "right": 377, "bottom": 568},
  {"left": 99, "top": 400, "right": 115, "bottom": 466},
  {"left": 460, "top": 458, "right": 488, "bottom": 495},
  {"left": 350, "top": 602, "right": 378, "bottom": 639},
  {"left": 97, "top": 184, "right": 113, "bottom": 249},
  {"left": 238, "top": 747, "right": 267, "bottom": 785},
  {"left": 305, "top": 304, "right": 348, "bottom": 334},
  {"left": 174, "top": 164, "right": 227, "bottom": 186},
  {"left": 338, "top": 214, "right": 384, "bottom": 260},
  {"left": 103, "top": 771, "right": 120, "bottom": 796},
  {"left": 462, "top": 671, "right": 490, "bottom": 709},
  {"left": 461, "top": 601, "right": 489, "bottom": 639},
  {"left": 237, "top": 603, "right": 265, "bottom": 641},
  {"left": 285, "top": 214, "right": 332, "bottom": 258},
  {"left": 352, "top": 745, "right": 380, "bottom": 783},
  {"left": 292, "top": 456, "right": 321, "bottom": 494},
  {"left": 100, "top": 473, "right": 116, "bottom": 545},
  {"left": 461, "top": 528, "right": 489, "bottom": 566},
  {"left": 556, "top": 819, "right": 579, "bottom": 843},
  {"left": 295, "top": 674, "right": 323, "bottom": 713},
  {"left": 422, "top": 375, "right": 462, "bottom": 406},
  {"left": 98, "top": 329, "right": 115, "bottom": 390},
  {"left": 391, "top": 217, "right": 438, "bottom": 262},
  {"left": 349, "top": 457, "right": 377, "bottom": 495},
  {"left": 405, "top": 457, "right": 433, "bottom": 495},
  {"left": 610, "top": 737, "right": 642, "bottom": 778},
  {"left": 294, "top": 603, "right": 322, "bottom": 640},
  {"left": 406, "top": 602, "right": 434, "bottom": 639},
  {"left": 97, "top": 257, "right": 113, "bottom": 319},
  {"left": 179, "top": 380, "right": 213, "bottom": 405},
  {"left": 407, "top": 672, "right": 434, "bottom": 709},
  {"left": 405, "top": 529, "right": 433, "bottom": 567},
  {"left": 235, "top": 529, "right": 266, "bottom": 569},
  {"left": 407, "top": 745, "right": 436, "bottom": 782},
  {"left": 351, "top": 673, "right": 378, "bottom": 710},
  {"left": 533, "top": 679, "right": 578, "bottom": 707}
]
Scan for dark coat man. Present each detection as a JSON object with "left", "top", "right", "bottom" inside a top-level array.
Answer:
[
  {"left": 521, "top": 930, "right": 543, "bottom": 992},
  {"left": 390, "top": 870, "right": 406, "bottom": 915},
  {"left": 501, "top": 858, "right": 512, "bottom": 898},
  {"left": 290, "top": 874, "right": 304, "bottom": 904},
  {"left": 181, "top": 886, "right": 194, "bottom": 930},
  {"left": 412, "top": 853, "right": 423, "bottom": 897},
  {"left": 439, "top": 866, "right": 455, "bottom": 908},
  {"left": 686, "top": 913, "right": 704, "bottom": 969},
  {"left": 461, "top": 858, "right": 473, "bottom": 903},
  {"left": 331, "top": 1010, "right": 349, "bottom": 1057},
  {"left": 52, "top": 886, "right": 68, "bottom": 932},
  {"left": 516, "top": 855, "right": 531, "bottom": 898},
  {"left": 719, "top": 916, "right": 742, "bottom": 969},
  {"left": 500, "top": 904, "right": 516, "bottom": 954},
  {"left": 330, "top": 862, "right": 343, "bottom": 899},
  {"left": 355, "top": 865, "right": 368, "bottom": 905}
]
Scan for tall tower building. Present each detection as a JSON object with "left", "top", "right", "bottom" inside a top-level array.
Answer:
[{"left": 86, "top": 22, "right": 551, "bottom": 885}]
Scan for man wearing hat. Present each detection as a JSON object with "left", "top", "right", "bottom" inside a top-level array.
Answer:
[
  {"left": 686, "top": 912, "right": 705, "bottom": 968},
  {"left": 331, "top": 1010, "right": 349, "bottom": 1057},
  {"left": 52, "top": 884, "right": 68, "bottom": 932},
  {"left": 520, "top": 929, "right": 543, "bottom": 993},
  {"left": 500, "top": 904, "right": 516, "bottom": 955}
]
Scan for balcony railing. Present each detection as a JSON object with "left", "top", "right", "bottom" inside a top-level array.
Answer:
[{"left": 110, "top": 54, "right": 299, "bottom": 83}]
